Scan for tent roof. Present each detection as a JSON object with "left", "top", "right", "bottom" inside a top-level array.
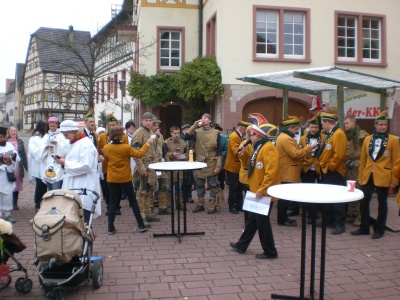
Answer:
[{"left": 238, "top": 66, "right": 400, "bottom": 95}]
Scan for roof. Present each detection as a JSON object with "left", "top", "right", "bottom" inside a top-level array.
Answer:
[
  {"left": 293, "top": 67, "right": 400, "bottom": 94},
  {"left": 32, "top": 27, "right": 92, "bottom": 75},
  {"left": 237, "top": 67, "right": 338, "bottom": 95},
  {"left": 238, "top": 66, "right": 400, "bottom": 95}
]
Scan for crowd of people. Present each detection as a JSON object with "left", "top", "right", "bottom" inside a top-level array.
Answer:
[{"left": 1, "top": 107, "right": 399, "bottom": 260}]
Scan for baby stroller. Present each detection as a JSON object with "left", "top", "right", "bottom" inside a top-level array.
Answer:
[
  {"left": 0, "top": 219, "right": 32, "bottom": 293},
  {"left": 32, "top": 188, "right": 103, "bottom": 300}
]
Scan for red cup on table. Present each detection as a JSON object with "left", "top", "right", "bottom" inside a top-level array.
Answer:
[{"left": 347, "top": 180, "right": 356, "bottom": 192}]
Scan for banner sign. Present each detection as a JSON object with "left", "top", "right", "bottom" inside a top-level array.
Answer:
[{"left": 328, "top": 88, "right": 398, "bottom": 119}]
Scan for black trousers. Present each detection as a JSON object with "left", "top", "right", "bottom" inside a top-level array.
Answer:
[
  {"left": 301, "top": 170, "right": 322, "bottom": 218},
  {"left": 235, "top": 204, "right": 277, "bottom": 256},
  {"left": 277, "top": 182, "right": 293, "bottom": 223},
  {"left": 34, "top": 177, "right": 47, "bottom": 209},
  {"left": 226, "top": 170, "right": 244, "bottom": 210},
  {"left": 359, "top": 174, "right": 389, "bottom": 235},
  {"left": 101, "top": 173, "right": 121, "bottom": 210},
  {"left": 107, "top": 181, "right": 144, "bottom": 232},
  {"left": 321, "top": 171, "right": 346, "bottom": 227},
  {"left": 217, "top": 169, "right": 226, "bottom": 190},
  {"left": 182, "top": 170, "right": 193, "bottom": 201}
]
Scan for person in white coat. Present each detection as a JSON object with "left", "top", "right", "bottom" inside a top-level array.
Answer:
[
  {"left": 28, "top": 121, "right": 48, "bottom": 210},
  {"left": 0, "top": 126, "right": 20, "bottom": 223},
  {"left": 54, "top": 120, "right": 101, "bottom": 223},
  {"left": 41, "top": 116, "right": 70, "bottom": 190}
]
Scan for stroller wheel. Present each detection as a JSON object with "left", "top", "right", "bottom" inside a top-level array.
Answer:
[
  {"left": 15, "top": 277, "right": 33, "bottom": 294},
  {"left": 92, "top": 259, "right": 103, "bottom": 289}
]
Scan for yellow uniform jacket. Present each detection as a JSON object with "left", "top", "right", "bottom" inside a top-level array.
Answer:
[
  {"left": 299, "top": 132, "right": 327, "bottom": 177},
  {"left": 224, "top": 130, "right": 243, "bottom": 173},
  {"left": 248, "top": 140, "right": 280, "bottom": 201},
  {"left": 392, "top": 155, "right": 400, "bottom": 203},
  {"left": 276, "top": 132, "right": 310, "bottom": 183},
  {"left": 103, "top": 143, "right": 149, "bottom": 183},
  {"left": 358, "top": 133, "right": 399, "bottom": 187},
  {"left": 98, "top": 132, "right": 128, "bottom": 174},
  {"left": 317, "top": 127, "right": 346, "bottom": 177}
]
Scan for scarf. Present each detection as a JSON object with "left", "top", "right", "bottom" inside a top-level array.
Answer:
[
  {"left": 281, "top": 128, "right": 295, "bottom": 138},
  {"left": 369, "top": 131, "right": 388, "bottom": 160},
  {"left": 315, "top": 125, "right": 339, "bottom": 158},
  {"left": 345, "top": 125, "right": 361, "bottom": 149},
  {"left": 70, "top": 136, "right": 84, "bottom": 144},
  {"left": 248, "top": 138, "right": 269, "bottom": 176}
]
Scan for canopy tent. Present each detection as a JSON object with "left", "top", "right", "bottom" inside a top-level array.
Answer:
[{"left": 238, "top": 66, "right": 400, "bottom": 127}]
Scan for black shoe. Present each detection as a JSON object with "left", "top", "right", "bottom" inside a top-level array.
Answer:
[
  {"left": 229, "top": 242, "right": 245, "bottom": 254},
  {"left": 138, "top": 226, "right": 148, "bottom": 233},
  {"left": 115, "top": 210, "right": 121, "bottom": 215},
  {"left": 255, "top": 253, "right": 278, "bottom": 259},
  {"left": 372, "top": 232, "right": 383, "bottom": 239},
  {"left": 351, "top": 229, "right": 370, "bottom": 236},
  {"left": 108, "top": 228, "right": 116, "bottom": 235},
  {"left": 332, "top": 226, "right": 345, "bottom": 235},
  {"left": 192, "top": 206, "right": 205, "bottom": 213},
  {"left": 278, "top": 219, "right": 297, "bottom": 227},
  {"left": 229, "top": 207, "right": 239, "bottom": 214}
]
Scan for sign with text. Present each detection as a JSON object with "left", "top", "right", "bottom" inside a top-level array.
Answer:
[{"left": 328, "top": 88, "right": 399, "bottom": 119}]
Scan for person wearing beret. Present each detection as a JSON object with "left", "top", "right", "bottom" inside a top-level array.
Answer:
[
  {"left": 225, "top": 121, "right": 251, "bottom": 214},
  {"left": 352, "top": 111, "right": 399, "bottom": 239},
  {"left": 316, "top": 112, "right": 347, "bottom": 235}
]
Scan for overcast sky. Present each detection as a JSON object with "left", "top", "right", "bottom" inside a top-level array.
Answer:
[{"left": 0, "top": 0, "right": 122, "bottom": 92}]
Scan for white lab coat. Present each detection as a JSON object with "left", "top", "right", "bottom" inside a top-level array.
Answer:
[
  {"left": 28, "top": 133, "right": 44, "bottom": 184},
  {"left": 61, "top": 137, "right": 102, "bottom": 218},
  {"left": 0, "top": 142, "right": 20, "bottom": 210},
  {"left": 41, "top": 131, "right": 70, "bottom": 183}
]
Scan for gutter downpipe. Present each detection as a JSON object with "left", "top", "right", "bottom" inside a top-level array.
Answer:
[{"left": 198, "top": 0, "right": 203, "bottom": 56}]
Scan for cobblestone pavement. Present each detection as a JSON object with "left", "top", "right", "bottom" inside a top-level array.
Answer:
[{"left": 2, "top": 131, "right": 400, "bottom": 299}]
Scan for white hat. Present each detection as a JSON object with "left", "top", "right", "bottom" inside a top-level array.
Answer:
[
  {"left": 96, "top": 127, "right": 106, "bottom": 135},
  {"left": 59, "top": 120, "right": 78, "bottom": 132}
]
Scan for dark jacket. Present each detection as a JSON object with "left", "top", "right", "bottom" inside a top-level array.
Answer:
[{"left": 16, "top": 138, "right": 28, "bottom": 179}]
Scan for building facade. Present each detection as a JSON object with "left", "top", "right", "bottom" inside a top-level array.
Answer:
[
  {"left": 22, "top": 27, "right": 91, "bottom": 129},
  {"left": 133, "top": 0, "right": 400, "bottom": 135}
]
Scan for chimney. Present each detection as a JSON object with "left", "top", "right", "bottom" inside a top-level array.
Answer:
[{"left": 68, "top": 25, "right": 74, "bottom": 43}]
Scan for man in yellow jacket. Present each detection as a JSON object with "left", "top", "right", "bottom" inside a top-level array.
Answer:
[
  {"left": 352, "top": 111, "right": 399, "bottom": 239},
  {"left": 229, "top": 122, "right": 280, "bottom": 259},
  {"left": 225, "top": 121, "right": 251, "bottom": 214},
  {"left": 316, "top": 112, "right": 347, "bottom": 235},
  {"left": 276, "top": 115, "right": 313, "bottom": 226}
]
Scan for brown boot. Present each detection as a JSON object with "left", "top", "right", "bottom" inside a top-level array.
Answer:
[
  {"left": 193, "top": 196, "right": 205, "bottom": 213},
  {"left": 208, "top": 198, "right": 217, "bottom": 214}
]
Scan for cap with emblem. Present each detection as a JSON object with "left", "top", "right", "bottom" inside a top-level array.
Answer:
[
  {"left": 107, "top": 113, "right": 118, "bottom": 122},
  {"left": 153, "top": 117, "right": 162, "bottom": 124},
  {"left": 142, "top": 112, "right": 154, "bottom": 120},
  {"left": 238, "top": 121, "right": 251, "bottom": 128},
  {"left": 375, "top": 110, "right": 387, "bottom": 122},
  {"left": 308, "top": 114, "right": 319, "bottom": 125},
  {"left": 202, "top": 113, "right": 212, "bottom": 120},
  {"left": 282, "top": 115, "right": 301, "bottom": 127},
  {"left": 181, "top": 124, "right": 190, "bottom": 130},
  {"left": 85, "top": 108, "right": 94, "bottom": 120},
  {"left": 319, "top": 112, "right": 337, "bottom": 122},
  {"left": 59, "top": 120, "right": 78, "bottom": 132}
]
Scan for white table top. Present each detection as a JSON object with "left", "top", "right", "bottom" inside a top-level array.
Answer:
[
  {"left": 149, "top": 161, "right": 207, "bottom": 171},
  {"left": 267, "top": 183, "right": 364, "bottom": 204}
]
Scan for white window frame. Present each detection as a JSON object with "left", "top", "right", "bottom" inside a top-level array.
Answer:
[
  {"left": 48, "top": 93, "right": 60, "bottom": 102},
  {"left": 256, "top": 9, "right": 306, "bottom": 60},
  {"left": 159, "top": 30, "right": 182, "bottom": 70}
]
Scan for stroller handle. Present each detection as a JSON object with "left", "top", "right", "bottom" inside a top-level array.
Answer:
[{"left": 69, "top": 188, "right": 100, "bottom": 203}]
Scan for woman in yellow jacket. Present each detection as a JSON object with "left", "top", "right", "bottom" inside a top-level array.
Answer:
[{"left": 103, "top": 126, "right": 154, "bottom": 235}]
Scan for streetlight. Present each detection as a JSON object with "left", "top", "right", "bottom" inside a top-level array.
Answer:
[{"left": 119, "top": 79, "right": 126, "bottom": 125}]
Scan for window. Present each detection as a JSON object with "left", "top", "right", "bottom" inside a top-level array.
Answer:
[
  {"left": 158, "top": 27, "right": 184, "bottom": 71},
  {"left": 53, "top": 74, "right": 61, "bottom": 83},
  {"left": 206, "top": 14, "right": 217, "bottom": 56},
  {"left": 78, "top": 95, "right": 87, "bottom": 104},
  {"left": 254, "top": 6, "right": 309, "bottom": 62},
  {"left": 336, "top": 12, "right": 386, "bottom": 65},
  {"left": 48, "top": 93, "right": 60, "bottom": 102}
]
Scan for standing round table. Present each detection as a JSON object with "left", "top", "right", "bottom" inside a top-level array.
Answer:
[
  {"left": 267, "top": 183, "right": 364, "bottom": 300},
  {"left": 149, "top": 161, "right": 207, "bottom": 243}
]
